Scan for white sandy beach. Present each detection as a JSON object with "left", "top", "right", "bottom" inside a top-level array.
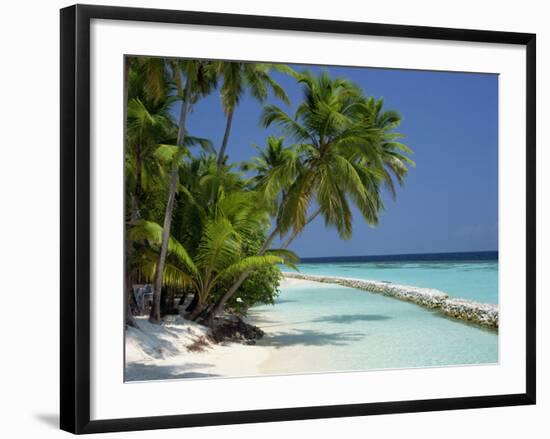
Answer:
[
  {"left": 125, "top": 276, "right": 316, "bottom": 381},
  {"left": 126, "top": 274, "right": 498, "bottom": 381},
  {"left": 126, "top": 317, "right": 269, "bottom": 381}
]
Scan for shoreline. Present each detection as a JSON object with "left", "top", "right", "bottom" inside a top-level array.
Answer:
[
  {"left": 125, "top": 274, "right": 497, "bottom": 381},
  {"left": 125, "top": 277, "right": 328, "bottom": 381},
  {"left": 125, "top": 316, "right": 272, "bottom": 381},
  {"left": 282, "top": 272, "right": 499, "bottom": 330}
]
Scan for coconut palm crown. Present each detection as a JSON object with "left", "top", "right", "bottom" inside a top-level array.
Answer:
[
  {"left": 214, "top": 62, "right": 295, "bottom": 167},
  {"left": 261, "top": 70, "right": 413, "bottom": 242}
]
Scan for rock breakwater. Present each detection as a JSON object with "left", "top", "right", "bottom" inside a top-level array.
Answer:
[{"left": 283, "top": 272, "right": 498, "bottom": 330}]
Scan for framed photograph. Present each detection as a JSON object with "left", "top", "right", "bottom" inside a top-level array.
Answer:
[{"left": 60, "top": 4, "right": 536, "bottom": 434}]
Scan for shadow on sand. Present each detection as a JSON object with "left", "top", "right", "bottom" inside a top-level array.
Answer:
[
  {"left": 312, "top": 314, "right": 391, "bottom": 324},
  {"left": 248, "top": 313, "right": 391, "bottom": 330},
  {"left": 260, "top": 328, "right": 365, "bottom": 348},
  {"left": 125, "top": 362, "right": 220, "bottom": 381},
  {"left": 273, "top": 299, "right": 299, "bottom": 305}
]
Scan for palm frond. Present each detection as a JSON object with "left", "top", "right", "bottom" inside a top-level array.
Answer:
[
  {"left": 127, "top": 220, "right": 197, "bottom": 274},
  {"left": 216, "top": 255, "right": 283, "bottom": 281},
  {"left": 265, "top": 248, "right": 300, "bottom": 271}
]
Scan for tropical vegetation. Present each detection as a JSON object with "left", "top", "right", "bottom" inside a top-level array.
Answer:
[{"left": 124, "top": 56, "right": 413, "bottom": 328}]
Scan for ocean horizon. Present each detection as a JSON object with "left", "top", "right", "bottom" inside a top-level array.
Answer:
[
  {"left": 289, "top": 250, "right": 498, "bottom": 304},
  {"left": 298, "top": 250, "right": 498, "bottom": 264}
]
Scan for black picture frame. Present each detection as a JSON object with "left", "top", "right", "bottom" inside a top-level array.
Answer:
[{"left": 60, "top": 4, "right": 536, "bottom": 434}]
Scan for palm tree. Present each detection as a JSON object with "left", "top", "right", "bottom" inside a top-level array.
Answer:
[
  {"left": 241, "top": 136, "right": 301, "bottom": 217},
  {"left": 207, "top": 71, "right": 413, "bottom": 321},
  {"left": 128, "top": 219, "right": 197, "bottom": 291},
  {"left": 149, "top": 60, "right": 217, "bottom": 323},
  {"left": 125, "top": 59, "right": 173, "bottom": 327},
  {"left": 166, "top": 156, "right": 247, "bottom": 313},
  {"left": 205, "top": 137, "right": 302, "bottom": 322},
  {"left": 214, "top": 62, "right": 294, "bottom": 168},
  {"left": 125, "top": 56, "right": 172, "bottom": 108},
  {"left": 129, "top": 190, "right": 296, "bottom": 322},
  {"left": 262, "top": 71, "right": 389, "bottom": 238},
  {"left": 125, "top": 97, "right": 176, "bottom": 218},
  {"left": 280, "top": 97, "right": 415, "bottom": 250},
  {"left": 360, "top": 97, "right": 415, "bottom": 198},
  {"left": 184, "top": 187, "right": 290, "bottom": 320}
]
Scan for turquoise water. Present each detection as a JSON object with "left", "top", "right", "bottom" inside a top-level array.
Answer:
[
  {"left": 251, "top": 259, "right": 498, "bottom": 374},
  {"left": 293, "top": 260, "right": 498, "bottom": 304},
  {"left": 252, "top": 279, "right": 498, "bottom": 373}
]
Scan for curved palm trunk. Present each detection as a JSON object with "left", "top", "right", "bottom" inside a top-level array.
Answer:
[
  {"left": 189, "top": 302, "right": 206, "bottom": 321},
  {"left": 149, "top": 78, "right": 192, "bottom": 323},
  {"left": 206, "top": 226, "right": 280, "bottom": 324},
  {"left": 206, "top": 208, "right": 321, "bottom": 324},
  {"left": 125, "top": 249, "right": 137, "bottom": 327},
  {"left": 216, "top": 109, "right": 234, "bottom": 169},
  {"left": 149, "top": 164, "right": 179, "bottom": 323},
  {"left": 281, "top": 208, "right": 321, "bottom": 249},
  {"left": 185, "top": 291, "right": 200, "bottom": 312},
  {"left": 126, "top": 293, "right": 136, "bottom": 326}
]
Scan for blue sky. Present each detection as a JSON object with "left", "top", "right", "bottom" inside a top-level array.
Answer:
[{"left": 181, "top": 63, "right": 498, "bottom": 258}]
